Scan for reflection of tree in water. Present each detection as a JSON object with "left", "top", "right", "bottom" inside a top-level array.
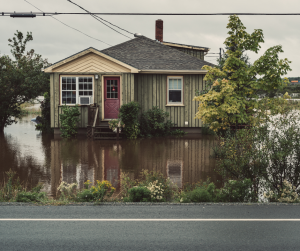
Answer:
[{"left": 0, "top": 134, "right": 48, "bottom": 189}]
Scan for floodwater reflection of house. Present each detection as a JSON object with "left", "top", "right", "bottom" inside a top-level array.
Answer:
[{"left": 50, "top": 136, "right": 217, "bottom": 196}]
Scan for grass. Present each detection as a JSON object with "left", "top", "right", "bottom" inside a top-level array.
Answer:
[{"left": 19, "top": 102, "right": 41, "bottom": 116}]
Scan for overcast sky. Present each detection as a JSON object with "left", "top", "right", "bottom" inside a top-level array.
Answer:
[{"left": 1, "top": 0, "right": 299, "bottom": 77}]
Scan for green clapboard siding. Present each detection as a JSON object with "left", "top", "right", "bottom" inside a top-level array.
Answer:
[
  {"left": 134, "top": 74, "right": 204, "bottom": 128},
  {"left": 122, "top": 73, "right": 135, "bottom": 104}
]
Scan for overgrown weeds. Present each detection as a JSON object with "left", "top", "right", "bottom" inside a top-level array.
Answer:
[{"left": 0, "top": 169, "right": 46, "bottom": 203}]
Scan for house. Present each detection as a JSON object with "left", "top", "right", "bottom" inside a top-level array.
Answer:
[{"left": 44, "top": 19, "right": 214, "bottom": 135}]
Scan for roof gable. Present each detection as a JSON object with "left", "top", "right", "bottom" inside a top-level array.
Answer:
[{"left": 44, "top": 48, "right": 139, "bottom": 73}]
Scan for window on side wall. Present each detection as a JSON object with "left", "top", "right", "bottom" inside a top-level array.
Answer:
[
  {"left": 167, "top": 76, "right": 183, "bottom": 105},
  {"left": 61, "top": 76, "right": 94, "bottom": 105}
]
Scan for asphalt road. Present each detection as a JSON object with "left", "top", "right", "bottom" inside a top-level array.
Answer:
[{"left": 1, "top": 204, "right": 300, "bottom": 251}]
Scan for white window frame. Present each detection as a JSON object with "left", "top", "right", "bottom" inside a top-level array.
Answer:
[
  {"left": 167, "top": 76, "right": 184, "bottom": 105},
  {"left": 60, "top": 75, "right": 94, "bottom": 105}
]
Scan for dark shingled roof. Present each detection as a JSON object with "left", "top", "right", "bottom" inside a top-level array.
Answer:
[{"left": 101, "top": 36, "right": 214, "bottom": 71}]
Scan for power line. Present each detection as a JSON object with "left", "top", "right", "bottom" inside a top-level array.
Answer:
[
  {"left": 66, "top": 0, "right": 132, "bottom": 39},
  {"left": 23, "top": 0, "right": 112, "bottom": 46},
  {"left": 4, "top": 12, "right": 300, "bottom": 16}
]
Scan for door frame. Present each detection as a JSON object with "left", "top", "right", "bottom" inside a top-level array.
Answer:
[{"left": 101, "top": 75, "right": 122, "bottom": 120}]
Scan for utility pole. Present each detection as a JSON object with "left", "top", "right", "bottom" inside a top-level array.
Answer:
[{"left": 219, "top": 48, "right": 222, "bottom": 62}]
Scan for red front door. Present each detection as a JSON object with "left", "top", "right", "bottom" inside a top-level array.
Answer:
[{"left": 104, "top": 77, "right": 120, "bottom": 119}]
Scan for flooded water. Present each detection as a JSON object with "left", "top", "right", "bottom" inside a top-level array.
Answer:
[{"left": 1, "top": 115, "right": 219, "bottom": 197}]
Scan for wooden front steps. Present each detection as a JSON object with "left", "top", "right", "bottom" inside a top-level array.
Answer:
[
  {"left": 86, "top": 105, "right": 123, "bottom": 140},
  {"left": 93, "top": 125, "right": 123, "bottom": 140},
  {"left": 87, "top": 121, "right": 123, "bottom": 140}
]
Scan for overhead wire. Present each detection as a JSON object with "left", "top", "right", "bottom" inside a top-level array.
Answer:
[
  {"left": 4, "top": 12, "right": 300, "bottom": 16},
  {"left": 23, "top": 0, "right": 112, "bottom": 46},
  {"left": 66, "top": 0, "right": 133, "bottom": 39}
]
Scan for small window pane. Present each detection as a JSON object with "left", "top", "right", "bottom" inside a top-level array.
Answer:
[
  {"left": 169, "top": 90, "right": 181, "bottom": 103},
  {"left": 72, "top": 84, "right": 76, "bottom": 90},
  {"left": 79, "top": 91, "right": 83, "bottom": 95},
  {"left": 62, "top": 98, "right": 66, "bottom": 104},
  {"left": 107, "top": 92, "right": 111, "bottom": 98},
  {"left": 88, "top": 84, "right": 92, "bottom": 90},
  {"left": 62, "top": 78, "right": 66, "bottom": 84},
  {"left": 84, "top": 77, "right": 87, "bottom": 83},
  {"left": 62, "top": 92, "right": 66, "bottom": 97},
  {"left": 84, "top": 84, "right": 87, "bottom": 90},
  {"left": 67, "top": 84, "right": 71, "bottom": 90},
  {"left": 67, "top": 92, "right": 71, "bottom": 98},
  {"left": 88, "top": 78, "right": 92, "bottom": 83},
  {"left": 67, "top": 98, "right": 71, "bottom": 103},
  {"left": 169, "top": 79, "right": 174, "bottom": 89},
  {"left": 79, "top": 77, "right": 83, "bottom": 82},
  {"left": 72, "top": 98, "right": 76, "bottom": 104},
  {"left": 178, "top": 79, "right": 182, "bottom": 89},
  {"left": 89, "top": 91, "right": 92, "bottom": 96},
  {"left": 79, "top": 84, "right": 83, "bottom": 90},
  {"left": 72, "top": 78, "right": 76, "bottom": 84},
  {"left": 67, "top": 78, "right": 71, "bottom": 83},
  {"left": 62, "top": 84, "right": 66, "bottom": 90}
]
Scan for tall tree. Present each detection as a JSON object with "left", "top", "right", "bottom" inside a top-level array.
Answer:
[
  {"left": 194, "top": 15, "right": 291, "bottom": 132},
  {"left": 0, "top": 31, "right": 50, "bottom": 131}
]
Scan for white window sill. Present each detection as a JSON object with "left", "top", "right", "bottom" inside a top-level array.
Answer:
[{"left": 165, "top": 104, "right": 185, "bottom": 107}]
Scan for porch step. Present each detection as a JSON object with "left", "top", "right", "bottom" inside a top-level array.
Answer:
[
  {"left": 94, "top": 132, "right": 117, "bottom": 135},
  {"left": 94, "top": 137, "right": 122, "bottom": 140}
]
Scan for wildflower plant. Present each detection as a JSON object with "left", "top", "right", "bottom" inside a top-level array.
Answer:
[
  {"left": 147, "top": 180, "right": 165, "bottom": 202},
  {"left": 264, "top": 180, "right": 299, "bottom": 203},
  {"left": 57, "top": 181, "right": 78, "bottom": 200},
  {"left": 77, "top": 180, "right": 115, "bottom": 202}
]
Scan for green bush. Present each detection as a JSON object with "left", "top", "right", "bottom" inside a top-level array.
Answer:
[
  {"left": 119, "top": 101, "right": 140, "bottom": 139},
  {"left": 76, "top": 180, "right": 115, "bottom": 202},
  {"left": 180, "top": 179, "right": 254, "bottom": 203},
  {"left": 139, "top": 170, "right": 173, "bottom": 201},
  {"left": 59, "top": 105, "right": 80, "bottom": 138},
  {"left": 217, "top": 179, "right": 254, "bottom": 202},
  {"left": 140, "top": 106, "right": 185, "bottom": 137},
  {"left": 186, "top": 182, "right": 215, "bottom": 202},
  {"left": 16, "top": 191, "right": 47, "bottom": 202},
  {"left": 127, "top": 186, "right": 152, "bottom": 202}
]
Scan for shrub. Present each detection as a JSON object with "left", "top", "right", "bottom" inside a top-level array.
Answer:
[
  {"left": 118, "top": 101, "right": 140, "bottom": 139},
  {"left": 264, "top": 179, "right": 299, "bottom": 203},
  {"left": 139, "top": 170, "right": 173, "bottom": 201},
  {"left": 76, "top": 180, "right": 115, "bottom": 202},
  {"left": 59, "top": 105, "right": 80, "bottom": 138},
  {"left": 127, "top": 186, "right": 152, "bottom": 202},
  {"left": 189, "top": 187, "right": 213, "bottom": 202},
  {"left": 16, "top": 190, "right": 47, "bottom": 203},
  {"left": 140, "top": 106, "right": 185, "bottom": 137},
  {"left": 217, "top": 179, "right": 254, "bottom": 202}
]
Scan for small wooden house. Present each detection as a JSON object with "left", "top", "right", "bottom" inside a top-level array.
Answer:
[{"left": 44, "top": 20, "right": 213, "bottom": 135}]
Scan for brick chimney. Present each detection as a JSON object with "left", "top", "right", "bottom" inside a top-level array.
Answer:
[{"left": 155, "top": 19, "right": 163, "bottom": 42}]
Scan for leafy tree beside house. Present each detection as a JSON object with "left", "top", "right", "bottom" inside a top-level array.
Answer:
[
  {"left": 0, "top": 31, "right": 50, "bottom": 132},
  {"left": 194, "top": 15, "right": 291, "bottom": 132}
]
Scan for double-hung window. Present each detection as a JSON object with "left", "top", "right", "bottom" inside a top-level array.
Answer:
[
  {"left": 61, "top": 76, "right": 94, "bottom": 105},
  {"left": 167, "top": 76, "right": 183, "bottom": 105}
]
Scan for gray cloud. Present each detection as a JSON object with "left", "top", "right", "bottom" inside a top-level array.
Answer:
[{"left": 1, "top": 0, "right": 299, "bottom": 76}]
